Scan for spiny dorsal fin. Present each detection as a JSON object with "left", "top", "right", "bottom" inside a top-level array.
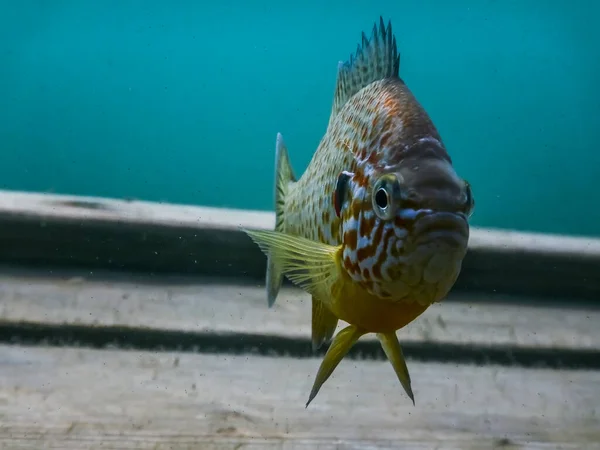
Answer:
[{"left": 328, "top": 17, "right": 400, "bottom": 125}]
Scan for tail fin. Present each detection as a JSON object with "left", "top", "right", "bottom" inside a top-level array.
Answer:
[{"left": 266, "top": 132, "right": 296, "bottom": 307}]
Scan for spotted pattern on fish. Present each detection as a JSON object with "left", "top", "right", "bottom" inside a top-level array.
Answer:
[
  {"left": 285, "top": 84, "right": 440, "bottom": 301},
  {"left": 243, "top": 16, "right": 473, "bottom": 410},
  {"left": 281, "top": 19, "right": 467, "bottom": 306}
]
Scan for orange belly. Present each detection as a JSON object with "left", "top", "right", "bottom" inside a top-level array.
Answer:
[{"left": 329, "top": 280, "right": 431, "bottom": 333}]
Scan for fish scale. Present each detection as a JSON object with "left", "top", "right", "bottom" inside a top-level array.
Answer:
[
  {"left": 243, "top": 17, "right": 474, "bottom": 408},
  {"left": 286, "top": 78, "right": 441, "bottom": 298}
]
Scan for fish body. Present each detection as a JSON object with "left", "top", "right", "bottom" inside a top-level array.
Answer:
[{"left": 244, "top": 17, "right": 474, "bottom": 407}]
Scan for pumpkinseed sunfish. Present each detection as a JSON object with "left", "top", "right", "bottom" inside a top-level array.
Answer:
[{"left": 244, "top": 17, "right": 474, "bottom": 407}]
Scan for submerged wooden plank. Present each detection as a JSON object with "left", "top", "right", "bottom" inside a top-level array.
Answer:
[
  {"left": 0, "top": 270, "right": 598, "bottom": 356},
  {"left": 0, "top": 189, "right": 599, "bottom": 300},
  {"left": 0, "top": 345, "right": 598, "bottom": 449}
]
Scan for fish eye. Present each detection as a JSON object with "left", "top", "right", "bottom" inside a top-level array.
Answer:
[
  {"left": 464, "top": 180, "right": 474, "bottom": 217},
  {"left": 375, "top": 188, "right": 388, "bottom": 209},
  {"left": 372, "top": 174, "right": 400, "bottom": 220}
]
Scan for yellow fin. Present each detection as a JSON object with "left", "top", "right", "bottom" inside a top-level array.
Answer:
[
  {"left": 306, "top": 325, "right": 366, "bottom": 408},
  {"left": 241, "top": 229, "right": 341, "bottom": 302},
  {"left": 377, "top": 332, "right": 415, "bottom": 405},
  {"left": 267, "top": 133, "right": 297, "bottom": 307},
  {"left": 311, "top": 296, "right": 338, "bottom": 351}
]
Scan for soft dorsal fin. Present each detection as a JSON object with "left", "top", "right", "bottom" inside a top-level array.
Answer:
[{"left": 328, "top": 17, "right": 400, "bottom": 126}]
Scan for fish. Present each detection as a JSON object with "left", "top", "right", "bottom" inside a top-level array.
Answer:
[{"left": 242, "top": 17, "right": 474, "bottom": 407}]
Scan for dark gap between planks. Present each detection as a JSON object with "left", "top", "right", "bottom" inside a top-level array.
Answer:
[
  {"left": 0, "top": 214, "right": 600, "bottom": 304},
  {"left": 1, "top": 322, "right": 599, "bottom": 370}
]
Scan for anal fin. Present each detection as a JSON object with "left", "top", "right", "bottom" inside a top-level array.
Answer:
[{"left": 311, "top": 296, "right": 338, "bottom": 351}]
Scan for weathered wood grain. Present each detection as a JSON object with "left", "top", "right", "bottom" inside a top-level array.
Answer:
[
  {"left": 0, "top": 190, "right": 599, "bottom": 300},
  {"left": 0, "top": 345, "right": 598, "bottom": 449},
  {"left": 0, "top": 270, "right": 598, "bottom": 359}
]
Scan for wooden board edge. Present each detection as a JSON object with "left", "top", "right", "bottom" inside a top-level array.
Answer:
[{"left": 0, "top": 189, "right": 599, "bottom": 300}]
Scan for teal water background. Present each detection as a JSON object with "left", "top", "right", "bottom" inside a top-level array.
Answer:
[{"left": 1, "top": 1, "right": 598, "bottom": 237}]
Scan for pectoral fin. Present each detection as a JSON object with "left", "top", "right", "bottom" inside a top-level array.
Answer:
[
  {"left": 241, "top": 228, "right": 342, "bottom": 301},
  {"left": 377, "top": 331, "right": 415, "bottom": 405},
  {"left": 311, "top": 296, "right": 338, "bottom": 351},
  {"left": 306, "top": 324, "right": 366, "bottom": 407}
]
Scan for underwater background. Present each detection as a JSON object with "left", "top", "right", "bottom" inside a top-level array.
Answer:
[{"left": 0, "top": 0, "right": 597, "bottom": 237}]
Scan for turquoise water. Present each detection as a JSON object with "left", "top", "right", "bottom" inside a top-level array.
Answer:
[{"left": 1, "top": 1, "right": 597, "bottom": 237}]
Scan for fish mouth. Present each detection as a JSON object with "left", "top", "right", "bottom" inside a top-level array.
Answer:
[
  {"left": 397, "top": 211, "right": 469, "bottom": 293},
  {"left": 412, "top": 211, "right": 469, "bottom": 250}
]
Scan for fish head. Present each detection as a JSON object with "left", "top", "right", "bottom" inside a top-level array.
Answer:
[{"left": 340, "top": 151, "right": 473, "bottom": 304}]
